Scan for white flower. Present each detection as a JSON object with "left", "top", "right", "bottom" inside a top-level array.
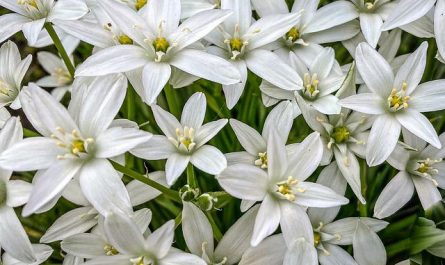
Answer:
[
  {"left": 340, "top": 42, "right": 443, "bottom": 166},
  {"left": 347, "top": 0, "right": 397, "bottom": 48},
  {"left": 1, "top": 244, "right": 53, "bottom": 265},
  {"left": 261, "top": 47, "right": 345, "bottom": 114},
  {"left": 0, "top": 76, "right": 151, "bottom": 216},
  {"left": 181, "top": 0, "right": 219, "bottom": 19},
  {"left": 0, "top": 0, "right": 88, "bottom": 46},
  {"left": 375, "top": 131, "right": 445, "bottom": 218},
  {"left": 36, "top": 51, "right": 73, "bottom": 101},
  {"left": 252, "top": 0, "right": 360, "bottom": 65},
  {"left": 0, "top": 117, "right": 37, "bottom": 263},
  {"left": 85, "top": 212, "right": 206, "bottom": 265},
  {"left": 131, "top": 92, "right": 227, "bottom": 185},
  {"left": 75, "top": 0, "right": 241, "bottom": 104},
  {"left": 61, "top": 208, "right": 152, "bottom": 260},
  {"left": 182, "top": 201, "right": 258, "bottom": 265},
  {"left": 204, "top": 0, "right": 303, "bottom": 109},
  {"left": 0, "top": 41, "right": 32, "bottom": 109},
  {"left": 218, "top": 130, "right": 348, "bottom": 246}
]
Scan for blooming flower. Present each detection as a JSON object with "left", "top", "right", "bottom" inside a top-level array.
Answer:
[
  {"left": 218, "top": 130, "right": 348, "bottom": 246},
  {"left": 0, "top": 117, "right": 38, "bottom": 263},
  {"left": 0, "top": 0, "right": 88, "bottom": 46},
  {"left": 75, "top": 0, "right": 241, "bottom": 104},
  {"left": 0, "top": 76, "right": 151, "bottom": 216},
  {"left": 204, "top": 0, "right": 304, "bottom": 109},
  {"left": 340, "top": 42, "right": 443, "bottom": 166},
  {"left": 182, "top": 201, "right": 259, "bottom": 265},
  {"left": 36, "top": 51, "right": 73, "bottom": 101},
  {"left": 131, "top": 92, "right": 227, "bottom": 185},
  {"left": 85, "top": 212, "right": 206, "bottom": 265},
  {"left": 0, "top": 41, "right": 32, "bottom": 109},
  {"left": 375, "top": 131, "right": 445, "bottom": 218},
  {"left": 261, "top": 47, "right": 345, "bottom": 114},
  {"left": 251, "top": 0, "right": 360, "bottom": 65}
]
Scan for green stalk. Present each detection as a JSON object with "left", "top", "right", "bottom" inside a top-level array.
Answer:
[
  {"left": 126, "top": 85, "right": 136, "bottom": 121},
  {"left": 186, "top": 163, "right": 198, "bottom": 189},
  {"left": 358, "top": 159, "right": 368, "bottom": 217},
  {"left": 206, "top": 212, "right": 223, "bottom": 241},
  {"left": 174, "top": 212, "right": 183, "bottom": 228},
  {"left": 164, "top": 83, "right": 180, "bottom": 117},
  {"left": 44, "top": 23, "right": 75, "bottom": 77},
  {"left": 110, "top": 160, "right": 181, "bottom": 203},
  {"left": 386, "top": 238, "right": 411, "bottom": 258},
  {"left": 23, "top": 128, "right": 39, "bottom": 137}
]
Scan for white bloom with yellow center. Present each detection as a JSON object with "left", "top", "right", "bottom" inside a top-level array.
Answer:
[
  {"left": 0, "top": 75, "right": 152, "bottom": 217},
  {"left": 217, "top": 130, "right": 348, "bottom": 247},
  {"left": 75, "top": 0, "right": 241, "bottom": 105},
  {"left": 340, "top": 42, "right": 444, "bottom": 166},
  {"left": 375, "top": 130, "right": 445, "bottom": 218},
  {"left": 0, "top": 0, "right": 88, "bottom": 46},
  {"left": 131, "top": 92, "right": 228, "bottom": 185}
]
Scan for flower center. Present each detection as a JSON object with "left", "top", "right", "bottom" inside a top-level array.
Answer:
[
  {"left": 130, "top": 256, "right": 155, "bottom": 265},
  {"left": 17, "top": 0, "right": 38, "bottom": 8},
  {"left": 364, "top": 0, "right": 377, "bottom": 9},
  {"left": 118, "top": 34, "right": 134, "bottom": 45},
  {"left": 411, "top": 158, "right": 442, "bottom": 186},
  {"left": 388, "top": 82, "right": 410, "bottom": 112},
  {"left": 314, "top": 231, "right": 321, "bottom": 247},
  {"left": 0, "top": 180, "right": 6, "bottom": 206},
  {"left": 153, "top": 37, "right": 170, "bottom": 53},
  {"left": 54, "top": 67, "right": 71, "bottom": 85},
  {"left": 331, "top": 126, "right": 350, "bottom": 144},
  {"left": 276, "top": 176, "right": 305, "bottom": 202},
  {"left": 286, "top": 27, "right": 300, "bottom": 42},
  {"left": 229, "top": 38, "right": 243, "bottom": 52},
  {"left": 135, "top": 0, "right": 147, "bottom": 10},
  {"left": 104, "top": 244, "right": 119, "bottom": 256},
  {"left": 0, "top": 80, "right": 15, "bottom": 98},
  {"left": 224, "top": 36, "right": 247, "bottom": 60},
  {"left": 254, "top": 152, "right": 268, "bottom": 169},
  {"left": 52, "top": 127, "right": 94, "bottom": 159},
  {"left": 169, "top": 127, "right": 196, "bottom": 153},
  {"left": 302, "top": 73, "right": 320, "bottom": 99}
]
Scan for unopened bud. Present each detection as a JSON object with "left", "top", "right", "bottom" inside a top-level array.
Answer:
[
  {"left": 195, "top": 194, "right": 218, "bottom": 212},
  {"left": 179, "top": 185, "right": 199, "bottom": 202}
]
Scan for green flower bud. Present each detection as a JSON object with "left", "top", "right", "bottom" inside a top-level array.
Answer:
[
  {"left": 179, "top": 185, "right": 199, "bottom": 202},
  {"left": 195, "top": 194, "right": 218, "bottom": 212}
]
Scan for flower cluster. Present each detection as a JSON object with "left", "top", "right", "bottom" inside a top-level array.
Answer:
[{"left": 0, "top": 0, "right": 445, "bottom": 264}]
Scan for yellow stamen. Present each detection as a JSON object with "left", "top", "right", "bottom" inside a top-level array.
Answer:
[
  {"left": 153, "top": 37, "right": 170, "bottom": 53},
  {"left": 118, "top": 34, "right": 133, "bottom": 45},
  {"left": 229, "top": 38, "right": 243, "bottom": 52},
  {"left": 135, "top": 0, "right": 147, "bottom": 10},
  {"left": 286, "top": 27, "right": 300, "bottom": 42},
  {"left": 331, "top": 126, "right": 350, "bottom": 144}
]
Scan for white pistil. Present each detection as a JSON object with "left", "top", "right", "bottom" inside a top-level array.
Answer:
[
  {"left": 169, "top": 126, "right": 196, "bottom": 153},
  {"left": 302, "top": 73, "right": 320, "bottom": 99}
]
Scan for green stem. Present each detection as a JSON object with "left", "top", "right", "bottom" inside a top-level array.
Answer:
[
  {"left": 186, "top": 163, "right": 198, "bottom": 189},
  {"left": 174, "top": 212, "right": 183, "bottom": 228},
  {"left": 44, "top": 23, "right": 75, "bottom": 77},
  {"left": 359, "top": 159, "right": 368, "bottom": 217},
  {"left": 23, "top": 128, "right": 39, "bottom": 137},
  {"left": 206, "top": 212, "right": 223, "bottom": 241},
  {"left": 126, "top": 85, "right": 136, "bottom": 121},
  {"left": 164, "top": 83, "right": 180, "bottom": 117},
  {"left": 386, "top": 238, "right": 411, "bottom": 258},
  {"left": 110, "top": 160, "right": 181, "bottom": 203}
]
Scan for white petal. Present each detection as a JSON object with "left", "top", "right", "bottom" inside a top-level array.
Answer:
[
  {"left": 142, "top": 62, "right": 171, "bottom": 104},
  {"left": 23, "top": 160, "right": 82, "bottom": 216},
  {"left": 22, "top": 18, "right": 45, "bottom": 46},
  {"left": 296, "top": 182, "right": 349, "bottom": 208},
  {"left": 394, "top": 42, "right": 428, "bottom": 95},
  {"left": 251, "top": 195, "right": 281, "bottom": 246},
  {"left": 159, "top": 252, "right": 206, "bottom": 265},
  {"left": 79, "top": 159, "right": 132, "bottom": 216},
  {"left": 214, "top": 205, "right": 259, "bottom": 264},
  {"left": 221, "top": 0, "right": 251, "bottom": 33},
  {"left": 262, "top": 100, "right": 295, "bottom": 142},
  {"left": 266, "top": 128, "right": 288, "bottom": 180},
  {"left": 191, "top": 145, "right": 227, "bottom": 175},
  {"left": 353, "top": 221, "right": 387, "bottom": 265},
  {"left": 78, "top": 74, "right": 127, "bottom": 137},
  {"left": 238, "top": 234, "right": 286, "bottom": 265},
  {"left": 373, "top": 171, "right": 414, "bottom": 219},
  {"left": 144, "top": 220, "right": 175, "bottom": 259},
  {"left": 359, "top": 13, "right": 383, "bottom": 48},
  {"left": 410, "top": 80, "right": 445, "bottom": 112},
  {"left": 355, "top": 42, "right": 394, "bottom": 98},
  {"left": 366, "top": 115, "right": 401, "bottom": 166},
  {"left": 382, "top": 0, "right": 436, "bottom": 30},
  {"left": 304, "top": 1, "right": 358, "bottom": 33},
  {"left": 310, "top": 94, "right": 341, "bottom": 115},
  {"left": 127, "top": 171, "right": 167, "bottom": 206},
  {"left": 194, "top": 119, "right": 228, "bottom": 148},
  {"left": 396, "top": 109, "right": 440, "bottom": 148},
  {"left": 165, "top": 153, "right": 190, "bottom": 185},
  {"left": 283, "top": 239, "right": 318, "bottom": 265},
  {"left": 217, "top": 164, "right": 269, "bottom": 201},
  {"left": 182, "top": 202, "right": 214, "bottom": 257},
  {"left": 436, "top": 0, "right": 445, "bottom": 61},
  {"left": 48, "top": 0, "right": 88, "bottom": 21},
  {"left": 61, "top": 233, "right": 107, "bottom": 258},
  {"left": 152, "top": 105, "right": 181, "bottom": 139},
  {"left": 95, "top": 127, "right": 152, "bottom": 158},
  {"left": 5, "top": 180, "right": 32, "bottom": 207},
  {"left": 170, "top": 49, "right": 240, "bottom": 85},
  {"left": 229, "top": 119, "right": 266, "bottom": 155},
  {"left": 0, "top": 14, "right": 29, "bottom": 43},
  {"left": 181, "top": 92, "right": 206, "bottom": 129},
  {"left": 145, "top": 0, "right": 180, "bottom": 35},
  {"left": 54, "top": 20, "right": 114, "bottom": 48},
  {"left": 251, "top": 0, "right": 288, "bottom": 17},
  {"left": 412, "top": 176, "right": 442, "bottom": 210},
  {"left": 245, "top": 49, "right": 302, "bottom": 91},
  {"left": 130, "top": 135, "right": 175, "bottom": 160},
  {"left": 222, "top": 60, "right": 247, "bottom": 109},
  {"left": 334, "top": 149, "right": 365, "bottom": 204},
  {"left": 319, "top": 244, "right": 357, "bottom": 265},
  {"left": 280, "top": 203, "right": 313, "bottom": 246},
  {"left": 104, "top": 211, "right": 146, "bottom": 254},
  {"left": 75, "top": 45, "right": 148, "bottom": 76},
  {"left": 339, "top": 93, "right": 385, "bottom": 115},
  {"left": 40, "top": 206, "right": 98, "bottom": 243},
  {"left": 0, "top": 206, "right": 36, "bottom": 263}
]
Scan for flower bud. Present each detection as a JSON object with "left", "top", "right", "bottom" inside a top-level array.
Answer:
[
  {"left": 179, "top": 185, "right": 199, "bottom": 202},
  {"left": 195, "top": 193, "right": 218, "bottom": 212}
]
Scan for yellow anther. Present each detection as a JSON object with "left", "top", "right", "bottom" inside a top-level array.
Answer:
[
  {"left": 254, "top": 152, "right": 268, "bottom": 169},
  {"left": 276, "top": 176, "right": 300, "bottom": 202},
  {"left": 153, "top": 37, "right": 170, "bottom": 53},
  {"left": 388, "top": 82, "right": 410, "bottom": 112},
  {"left": 71, "top": 139, "right": 86, "bottom": 154},
  {"left": 286, "top": 27, "right": 300, "bottom": 42},
  {"left": 314, "top": 232, "right": 321, "bottom": 246},
  {"left": 104, "top": 244, "right": 119, "bottom": 256},
  {"left": 302, "top": 73, "right": 320, "bottom": 99},
  {"left": 135, "top": 0, "right": 147, "bottom": 10},
  {"left": 118, "top": 34, "right": 133, "bottom": 45},
  {"left": 331, "top": 126, "right": 350, "bottom": 144},
  {"left": 17, "top": 0, "right": 37, "bottom": 8}
]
